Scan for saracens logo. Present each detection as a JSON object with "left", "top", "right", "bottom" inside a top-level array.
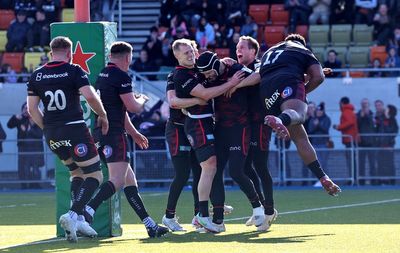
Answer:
[
  {"left": 103, "top": 145, "right": 113, "bottom": 158},
  {"left": 74, "top": 143, "right": 88, "bottom": 157},
  {"left": 72, "top": 41, "right": 96, "bottom": 74},
  {"left": 264, "top": 89, "right": 280, "bottom": 110}
]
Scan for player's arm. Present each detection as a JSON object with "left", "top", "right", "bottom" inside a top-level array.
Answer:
[
  {"left": 26, "top": 95, "right": 44, "bottom": 129},
  {"left": 305, "top": 64, "right": 325, "bottom": 94},
  {"left": 124, "top": 113, "right": 149, "bottom": 149},
  {"left": 190, "top": 71, "right": 245, "bottom": 101},
  {"left": 167, "top": 89, "right": 206, "bottom": 109},
  {"left": 225, "top": 71, "right": 260, "bottom": 98},
  {"left": 79, "top": 85, "right": 109, "bottom": 134},
  {"left": 120, "top": 92, "right": 147, "bottom": 114}
]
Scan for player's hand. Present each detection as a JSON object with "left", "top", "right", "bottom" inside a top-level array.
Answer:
[
  {"left": 131, "top": 131, "right": 149, "bottom": 149},
  {"left": 221, "top": 57, "right": 237, "bottom": 66},
  {"left": 229, "top": 71, "right": 245, "bottom": 86},
  {"left": 224, "top": 86, "right": 238, "bottom": 98},
  {"left": 323, "top": 68, "right": 332, "bottom": 75},
  {"left": 97, "top": 115, "right": 109, "bottom": 135}
]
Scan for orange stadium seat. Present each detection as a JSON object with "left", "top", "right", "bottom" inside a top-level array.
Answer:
[
  {"left": 370, "top": 46, "right": 387, "bottom": 66},
  {"left": 2, "top": 52, "right": 24, "bottom": 72},
  {"left": 0, "top": 10, "right": 15, "bottom": 30},
  {"left": 264, "top": 26, "right": 285, "bottom": 47},
  {"left": 0, "top": 30, "right": 7, "bottom": 51},
  {"left": 249, "top": 4, "right": 269, "bottom": 25},
  {"left": 349, "top": 71, "right": 365, "bottom": 77},
  {"left": 257, "top": 25, "right": 264, "bottom": 44},
  {"left": 295, "top": 25, "right": 308, "bottom": 39},
  {"left": 214, "top": 48, "right": 230, "bottom": 58},
  {"left": 62, "top": 8, "right": 74, "bottom": 22},
  {"left": 270, "top": 4, "right": 289, "bottom": 26}
]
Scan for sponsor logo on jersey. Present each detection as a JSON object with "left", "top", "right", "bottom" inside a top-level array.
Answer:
[
  {"left": 206, "top": 134, "right": 214, "bottom": 140},
  {"left": 99, "top": 73, "right": 109, "bottom": 78},
  {"left": 74, "top": 143, "right": 88, "bottom": 157},
  {"left": 49, "top": 139, "right": 72, "bottom": 150},
  {"left": 103, "top": 145, "right": 113, "bottom": 158},
  {"left": 182, "top": 78, "right": 193, "bottom": 88},
  {"left": 264, "top": 89, "right": 280, "bottom": 110},
  {"left": 229, "top": 146, "right": 241, "bottom": 151},
  {"left": 281, "top": 87, "right": 293, "bottom": 98},
  {"left": 121, "top": 82, "right": 132, "bottom": 88}
]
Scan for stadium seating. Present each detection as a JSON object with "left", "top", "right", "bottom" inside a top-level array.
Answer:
[
  {"left": 24, "top": 52, "right": 45, "bottom": 71},
  {"left": 295, "top": 25, "right": 308, "bottom": 39},
  {"left": 309, "top": 25, "right": 330, "bottom": 47},
  {"left": 0, "top": 31, "right": 7, "bottom": 51},
  {"left": 0, "top": 10, "right": 15, "bottom": 30},
  {"left": 62, "top": 8, "right": 74, "bottom": 22},
  {"left": 349, "top": 71, "right": 366, "bottom": 77},
  {"left": 331, "top": 24, "right": 352, "bottom": 46},
  {"left": 264, "top": 26, "right": 285, "bottom": 47},
  {"left": 270, "top": 4, "right": 289, "bottom": 26},
  {"left": 214, "top": 48, "right": 230, "bottom": 59},
  {"left": 370, "top": 46, "right": 387, "bottom": 66},
  {"left": 311, "top": 46, "right": 326, "bottom": 62},
  {"left": 248, "top": 4, "right": 269, "bottom": 25},
  {"left": 347, "top": 46, "right": 370, "bottom": 67},
  {"left": 353, "top": 24, "right": 373, "bottom": 46},
  {"left": 326, "top": 46, "right": 347, "bottom": 66},
  {"left": 1, "top": 52, "right": 24, "bottom": 72}
]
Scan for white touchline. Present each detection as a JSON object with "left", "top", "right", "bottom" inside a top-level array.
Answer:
[
  {"left": 0, "top": 203, "right": 36, "bottom": 209},
  {"left": 224, "top": 198, "right": 400, "bottom": 222}
]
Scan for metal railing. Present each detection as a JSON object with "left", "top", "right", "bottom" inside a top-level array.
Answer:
[{"left": 0, "top": 133, "right": 399, "bottom": 189}]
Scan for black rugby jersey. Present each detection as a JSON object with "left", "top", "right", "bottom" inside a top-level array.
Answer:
[
  {"left": 27, "top": 61, "right": 90, "bottom": 128},
  {"left": 166, "top": 70, "right": 186, "bottom": 124},
  {"left": 95, "top": 62, "right": 133, "bottom": 134},
  {"left": 212, "top": 63, "right": 252, "bottom": 127},
  {"left": 173, "top": 66, "right": 212, "bottom": 115},
  {"left": 259, "top": 40, "right": 320, "bottom": 82},
  {"left": 246, "top": 59, "right": 265, "bottom": 123}
]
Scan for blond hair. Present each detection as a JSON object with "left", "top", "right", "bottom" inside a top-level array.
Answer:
[
  {"left": 239, "top": 36, "right": 259, "bottom": 56},
  {"left": 172, "top": 38, "right": 193, "bottom": 56},
  {"left": 50, "top": 36, "right": 72, "bottom": 52}
]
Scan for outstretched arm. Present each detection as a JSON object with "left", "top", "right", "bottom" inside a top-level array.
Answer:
[
  {"left": 124, "top": 113, "right": 149, "bottom": 149},
  {"left": 27, "top": 95, "right": 44, "bottom": 129},
  {"left": 167, "top": 90, "right": 207, "bottom": 109}
]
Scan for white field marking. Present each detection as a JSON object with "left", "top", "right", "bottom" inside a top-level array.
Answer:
[
  {"left": 0, "top": 203, "right": 36, "bottom": 209},
  {"left": 224, "top": 198, "right": 400, "bottom": 222},
  {"left": 142, "top": 192, "right": 168, "bottom": 197},
  {"left": 0, "top": 238, "right": 65, "bottom": 250}
]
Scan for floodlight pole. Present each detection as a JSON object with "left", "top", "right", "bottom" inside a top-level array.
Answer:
[{"left": 74, "top": 0, "right": 90, "bottom": 22}]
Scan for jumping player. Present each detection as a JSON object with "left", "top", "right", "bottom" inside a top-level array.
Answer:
[
  {"left": 235, "top": 36, "right": 278, "bottom": 231},
  {"left": 229, "top": 34, "right": 341, "bottom": 196},
  {"left": 196, "top": 50, "right": 265, "bottom": 229},
  {"left": 83, "top": 41, "right": 168, "bottom": 238},
  {"left": 27, "top": 36, "right": 108, "bottom": 242},
  {"left": 172, "top": 39, "right": 243, "bottom": 232}
]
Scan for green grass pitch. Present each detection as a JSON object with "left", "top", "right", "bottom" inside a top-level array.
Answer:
[{"left": 0, "top": 188, "right": 399, "bottom": 253}]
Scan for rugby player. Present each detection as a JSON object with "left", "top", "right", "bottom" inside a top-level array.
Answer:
[
  {"left": 229, "top": 34, "right": 341, "bottom": 196},
  {"left": 83, "top": 41, "right": 168, "bottom": 238},
  {"left": 235, "top": 36, "right": 278, "bottom": 231},
  {"left": 27, "top": 36, "right": 108, "bottom": 242},
  {"left": 196, "top": 50, "right": 265, "bottom": 230},
  {"left": 172, "top": 39, "right": 243, "bottom": 232}
]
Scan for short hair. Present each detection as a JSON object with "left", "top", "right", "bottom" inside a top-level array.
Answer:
[
  {"left": 285, "top": 34, "right": 306, "bottom": 47},
  {"left": 50, "top": 36, "right": 72, "bottom": 52},
  {"left": 110, "top": 41, "right": 132, "bottom": 56},
  {"left": 387, "top": 104, "right": 397, "bottom": 118},
  {"left": 239, "top": 36, "right": 259, "bottom": 56},
  {"left": 172, "top": 38, "right": 192, "bottom": 55},
  {"left": 340, "top": 96, "right": 350, "bottom": 104},
  {"left": 190, "top": 40, "right": 198, "bottom": 51},
  {"left": 328, "top": 49, "right": 337, "bottom": 55}
]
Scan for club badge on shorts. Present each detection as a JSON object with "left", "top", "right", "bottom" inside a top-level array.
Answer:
[
  {"left": 281, "top": 86, "right": 293, "bottom": 98},
  {"left": 74, "top": 143, "right": 88, "bottom": 157},
  {"left": 103, "top": 145, "right": 113, "bottom": 158}
]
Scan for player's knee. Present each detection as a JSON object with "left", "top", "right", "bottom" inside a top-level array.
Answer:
[
  {"left": 283, "top": 109, "right": 305, "bottom": 125},
  {"left": 81, "top": 161, "right": 103, "bottom": 183}
]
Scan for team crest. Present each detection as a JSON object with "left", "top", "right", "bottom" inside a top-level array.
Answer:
[{"left": 74, "top": 143, "right": 88, "bottom": 157}]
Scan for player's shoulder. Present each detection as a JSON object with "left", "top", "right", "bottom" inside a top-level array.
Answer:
[
  {"left": 173, "top": 66, "right": 198, "bottom": 81},
  {"left": 230, "top": 63, "right": 253, "bottom": 75}
]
